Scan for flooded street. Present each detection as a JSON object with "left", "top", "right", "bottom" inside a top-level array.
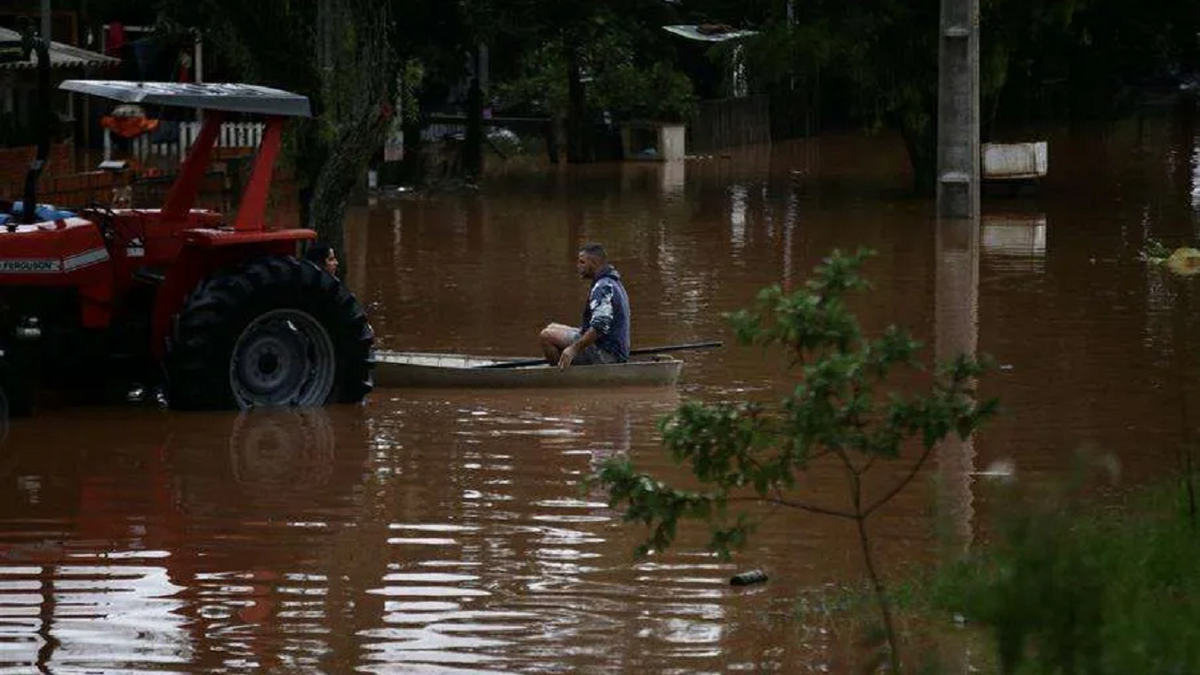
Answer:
[{"left": 1, "top": 103, "right": 1198, "bottom": 673}]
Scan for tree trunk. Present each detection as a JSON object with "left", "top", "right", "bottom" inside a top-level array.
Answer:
[
  {"left": 899, "top": 113, "right": 938, "bottom": 197},
  {"left": 400, "top": 114, "right": 424, "bottom": 185},
  {"left": 304, "top": 0, "right": 396, "bottom": 266},
  {"left": 293, "top": 117, "right": 327, "bottom": 238},
  {"left": 463, "top": 46, "right": 484, "bottom": 180},
  {"left": 566, "top": 46, "right": 586, "bottom": 163},
  {"left": 308, "top": 109, "right": 391, "bottom": 263}
]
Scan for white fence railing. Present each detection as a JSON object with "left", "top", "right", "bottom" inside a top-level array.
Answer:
[{"left": 125, "top": 121, "right": 265, "bottom": 163}]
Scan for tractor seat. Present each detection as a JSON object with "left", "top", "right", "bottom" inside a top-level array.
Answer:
[{"left": 133, "top": 266, "right": 166, "bottom": 286}]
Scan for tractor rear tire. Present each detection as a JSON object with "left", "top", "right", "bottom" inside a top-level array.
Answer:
[{"left": 165, "top": 256, "right": 374, "bottom": 411}]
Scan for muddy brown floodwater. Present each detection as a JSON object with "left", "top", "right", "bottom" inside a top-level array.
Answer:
[{"left": 1, "top": 103, "right": 1198, "bottom": 673}]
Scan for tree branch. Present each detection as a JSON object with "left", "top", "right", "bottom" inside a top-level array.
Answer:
[
  {"left": 809, "top": 446, "right": 836, "bottom": 462},
  {"left": 863, "top": 443, "right": 937, "bottom": 518},
  {"left": 727, "top": 495, "right": 857, "bottom": 520},
  {"left": 859, "top": 454, "right": 877, "bottom": 476},
  {"left": 832, "top": 446, "right": 864, "bottom": 510}
]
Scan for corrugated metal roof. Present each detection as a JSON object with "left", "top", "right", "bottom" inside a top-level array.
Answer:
[{"left": 0, "top": 26, "right": 121, "bottom": 70}]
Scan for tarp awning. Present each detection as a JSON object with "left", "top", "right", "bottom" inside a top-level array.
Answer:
[
  {"left": 662, "top": 24, "right": 759, "bottom": 43},
  {"left": 0, "top": 26, "right": 120, "bottom": 70}
]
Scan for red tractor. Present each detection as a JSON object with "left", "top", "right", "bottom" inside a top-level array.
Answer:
[{"left": 0, "top": 30, "right": 373, "bottom": 414}]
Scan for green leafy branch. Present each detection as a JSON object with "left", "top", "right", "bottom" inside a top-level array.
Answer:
[{"left": 591, "top": 247, "right": 998, "bottom": 672}]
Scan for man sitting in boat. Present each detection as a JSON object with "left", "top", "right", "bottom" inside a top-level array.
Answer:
[{"left": 539, "top": 243, "right": 631, "bottom": 369}]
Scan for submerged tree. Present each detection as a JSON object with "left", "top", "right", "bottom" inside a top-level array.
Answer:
[{"left": 594, "top": 248, "right": 998, "bottom": 672}]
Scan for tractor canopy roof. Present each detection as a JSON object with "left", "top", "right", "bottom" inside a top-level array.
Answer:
[{"left": 58, "top": 80, "right": 312, "bottom": 117}]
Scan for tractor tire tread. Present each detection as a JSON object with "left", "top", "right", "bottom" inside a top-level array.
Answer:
[{"left": 164, "top": 255, "right": 374, "bottom": 411}]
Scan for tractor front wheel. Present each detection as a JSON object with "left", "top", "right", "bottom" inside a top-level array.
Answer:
[{"left": 165, "top": 256, "right": 373, "bottom": 411}]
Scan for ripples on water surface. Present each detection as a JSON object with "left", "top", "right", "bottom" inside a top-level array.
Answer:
[{"left": 1, "top": 108, "right": 1198, "bottom": 673}]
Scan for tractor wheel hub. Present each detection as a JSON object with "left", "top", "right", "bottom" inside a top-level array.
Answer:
[{"left": 230, "top": 309, "right": 335, "bottom": 409}]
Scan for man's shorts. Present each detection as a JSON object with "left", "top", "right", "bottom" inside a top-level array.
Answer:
[{"left": 566, "top": 328, "right": 622, "bottom": 365}]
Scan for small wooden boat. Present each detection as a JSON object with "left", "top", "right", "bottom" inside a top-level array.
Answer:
[{"left": 371, "top": 351, "right": 684, "bottom": 389}]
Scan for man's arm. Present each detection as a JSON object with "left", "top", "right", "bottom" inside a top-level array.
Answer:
[
  {"left": 558, "top": 326, "right": 600, "bottom": 369},
  {"left": 559, "top": 283, "right": 614, "bottom": 368}
]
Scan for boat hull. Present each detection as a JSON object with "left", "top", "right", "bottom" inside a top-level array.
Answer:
[{"left": 371, "top": 351, "right": 683, "bottom": 388}]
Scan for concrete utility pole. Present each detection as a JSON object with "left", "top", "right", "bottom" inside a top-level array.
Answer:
[{"left": 936, "top": 0, "right": 980, "bottom": 219}]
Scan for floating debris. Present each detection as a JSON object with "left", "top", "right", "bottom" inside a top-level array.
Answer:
[
  {"left": 730, "top": 569, "right": 768, "bottom": 586},
  {"left": 1164, "top": 247, "right": 1200, "bottom": 277},
  {"left": 1140, "top": 239, "right": 1200, "bottom": 277}
]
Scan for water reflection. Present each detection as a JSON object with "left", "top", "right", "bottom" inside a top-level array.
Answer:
[
  {"left": 981, "top": 212, "right": 1047, "bottom": 275},
  {"left": 226, "top": 408, "right": 338, "bottom": 494},
  {"left": 1192, "top": 131, "right": 1199, "bottom": 213},
  {"left": 730, "top": 184, "right": 748, "bottom": 250},
  {"left": 356, "top": 389, "right": 752, "bottom": 673},
  {"left": 934, "top": 217, "right": 981, "bottom": 562},
  {"left": 930, "top": 217, "right": 982, "bottom": 675},
  {"left": 663, "top": 159, "right": 686, "bottom": 197},
  {"left": 0, "top": 407, "right": 373, "bottom": 674}
]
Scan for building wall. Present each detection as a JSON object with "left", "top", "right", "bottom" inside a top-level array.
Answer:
[{"left": 0, "top": 143, "right": 134, "bottom": 208}]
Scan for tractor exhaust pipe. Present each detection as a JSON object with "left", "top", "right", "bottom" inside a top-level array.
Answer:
[
  {"left": 20, "top": 18, "right": 51, "bottom": 227},
  {"left": 0, "top": 17, "right": 51, "bottom": 229}
]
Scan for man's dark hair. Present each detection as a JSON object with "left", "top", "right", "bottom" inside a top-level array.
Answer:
[
  {"left": 304, "top": 241, "right": 333, "bottom": 266},
  {"left": 580, "top": 242, "right": 607, "bottom": 263}
]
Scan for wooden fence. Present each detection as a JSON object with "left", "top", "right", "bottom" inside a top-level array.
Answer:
[
  {"left": 687, "top": 95, "right": 772, "bottom": 154},
  {"left": 127, "top": 121, "right": 265, "bottom": 164}
]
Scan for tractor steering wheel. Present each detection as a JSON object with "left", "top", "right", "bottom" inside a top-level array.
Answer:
[{"left": 87, "top": 201, "right": 118, "bottom": 239}]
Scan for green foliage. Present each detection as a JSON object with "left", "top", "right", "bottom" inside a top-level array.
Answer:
[
  {"left": 493, "top": 41, "right": 570, "bottom": 117},
  {"left": 600, "top": 61, "right": 699, "bottom": 123},
  {"left": 594, "top": 248, "right": 998, "bottom": 561},
  {"left": 1139, "top": 237, "right": 1173, "bottom": 263},
  {"left": 483, "top": 0, "right": 699, "bottom": 125},
  {"left": 495, "top": 33, "right": 697, "bottom": 123},
  {"left": 733, "top": 17, "right": 837, "bottom": 91},
  {"left": 397, "top": 60, "right": 426, "bottom": 125},
  {"left": 930, "top": 464, "right": 1200, "bottom": 674}
]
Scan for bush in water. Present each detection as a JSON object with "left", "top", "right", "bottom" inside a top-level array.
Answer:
[{"left": 927, "top": 455, "right": 1200, "bottom": 675}]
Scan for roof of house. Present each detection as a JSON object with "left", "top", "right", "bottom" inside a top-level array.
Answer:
[{"left": 0, "top": 26, "right": 121, "bottom": 70}]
